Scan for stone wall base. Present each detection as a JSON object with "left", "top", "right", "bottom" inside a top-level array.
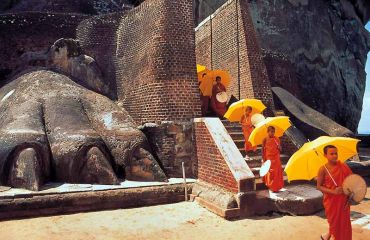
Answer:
[
  {"left": 191, "top": 181, "right": 256, "bottom": 219},
  {"left": 0, "top": 183, "right": 193, "bottom": 220}
]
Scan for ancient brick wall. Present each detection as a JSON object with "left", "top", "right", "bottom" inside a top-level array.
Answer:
[
  {"left": 76, "top": 1, "right": 202, "bottom": 178},
  {"left": 115, "top": 0, "right": 201, "bottom": 124},
  {"left": 194, "top": 120, "right": 241, "bottom": 193},
  {"left": 195, "top": 0, "right": 274, "bottom": 114},
  {"left": 142, "top": 121, "right": 197, "bottom": 178},
  {"left": 76, "top": 12, "right": 123, "bottom": 99},
  {"left": 0, "top": 12, "right": 87, "bottom": 86}
]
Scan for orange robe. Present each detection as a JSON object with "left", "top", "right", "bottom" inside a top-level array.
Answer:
[
  {"left": 262, "top": 136, "right": 284, "bottom": 192},
  {"left": 240, "top": 114, "right": 256, "bottom": 152},
  {"left": 211, "top": 83, "right": 227, "bottom": 118},
  {"left": 323, "top": 162, "right": 353, "bottom": 240},
  {"left": 200, "top": 92, "right": 209, "bottom": 116}
]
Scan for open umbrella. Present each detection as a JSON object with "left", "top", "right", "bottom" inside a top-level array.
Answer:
[
  {"left": 284, "top": 136, "right": 360, "bottom": 182},
  {"left": 199, "top": 74, "right": 214, "bottom": 96},
  {"left": 198, "top": 68, "right": 231, "bottom": 96},
  {"left": 197, "top": 64, "right": 206, "bottom": 73},
  {"left": 208, "top": 69, "right": 231, "bottom": 88},
  {"left": 224, "top": 99, "right": 266, "bottom": 122},
  {"left": 197, "top": 64, "right": 209, "bottom": 83},
  {"left": 248, "top": 116, "right": 291, "bottom": 147}
]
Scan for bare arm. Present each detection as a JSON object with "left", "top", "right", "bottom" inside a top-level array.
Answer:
[{"left": 316, "top": 166, "right": 343, "bottom": 195}]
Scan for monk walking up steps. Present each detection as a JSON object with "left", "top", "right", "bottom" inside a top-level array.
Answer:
[
  {"left": 317, "top": 145, "right": 353, "bottom": 240},
  {"left": 240, "top": 106, "right": 256, "bottom": 153},
  {"left": 211, "top": 76, "right": 227, "bottom": 118},
  {"left": 262, "top": 126, "right": 284, "bottom": 192}
]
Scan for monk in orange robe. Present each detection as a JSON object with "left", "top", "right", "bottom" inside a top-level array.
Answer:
[
  {"left": 210, "top": 76, "right": 227, "bottom": 118},
  {"left": 240, "top": 106, "right": 256, "bottom": 153},
  {"left": 317, "top": 145, "right": 353, "bottom": 240},
  {"left": 262, "top": 126, "right": 284, "bottom": 192}
]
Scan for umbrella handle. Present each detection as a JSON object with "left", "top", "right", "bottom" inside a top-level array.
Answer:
[{"left": 324, "top": 165, "right": 338, "bottom": 187}]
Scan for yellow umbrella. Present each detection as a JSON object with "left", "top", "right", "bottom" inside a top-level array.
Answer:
[
  {"left": 197, "top": 64, "right": 206, "bottom": 73},
  {"left": 199, "top": 74, "right": 214, "bottom": 96},
  {"left": 224, "top": 99, "right": 266, "bottom": 122},
  {"left": 248, "top": 116, "right": 291, "bottom": 147},
  {"left": 197, "top": 64, "right": 209, "bottom": 83},
  {"left": 208, "top": 69, "right": 231, "bottom": 88},
  {"left": 284, "top": 136, "right": 360, "bottom": 182}
]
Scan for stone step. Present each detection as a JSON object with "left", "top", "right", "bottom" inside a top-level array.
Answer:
[
  {"left": 254, "top": 184, "right": 323, "bottom": 216},
  {"left": 255, "top": 175, "right": 289, "bottom": 191},
  {"left": 245, "top": 154, "right": 290, "bottom": 168},
  {"left": 245, "top": 156, "right": 263, "bottom": 168},
  {"left": 274, "top": 110, "right": 286, "bottom": 116},
  {"left": 251, "top": 164, "right": 287, "bottom": 178},
  {"left": 224, "top": 125, "right": 242, "bottom": 131},
  {"left": 240, "top": 149, "right": 263, "bottom": 158},
  {"left": 228, "top": 132, "right": 245, "bottom": 141},
  {"left": 234, "top": 140, "right": 264, "bottom": 150}
]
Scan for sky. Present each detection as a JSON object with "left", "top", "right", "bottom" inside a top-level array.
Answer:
[{"left": 357, "top": 22, "right": 370, "bottom": 134}]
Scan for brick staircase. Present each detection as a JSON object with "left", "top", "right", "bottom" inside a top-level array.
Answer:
[{"left": 222, "top": 120, "right": 290, "bottom": 190}]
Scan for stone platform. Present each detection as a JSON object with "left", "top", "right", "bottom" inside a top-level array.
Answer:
[
  {"left": 254, "top": 184, "right": 323, "bottom": 216},
  {"left": 0, "top": 178, "right": 195, "bottom": 220},
  {"left": 192, "top": 181, "right": 323, "bottom": 219}
]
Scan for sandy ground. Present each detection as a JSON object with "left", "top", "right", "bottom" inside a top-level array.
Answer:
[{"left": 0, "top": 189, "right": 369, "bottom": 240}]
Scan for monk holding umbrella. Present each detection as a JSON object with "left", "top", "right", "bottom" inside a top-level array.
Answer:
[
  {"left": 209, "top": 70, "right": 230, "bottom": 118},
  {"left": 197, "top": 65, "right": 212, "bottom": 116},
  {"left": 211, "top": 76, "right": 227, "bottom": 118},
  {"left": 224, "top": 99, "right": 266, "bottom": 154},
  {"left": 284, "top": 136, "right": 360, "bottom": 240},
  {"left": 248, "top": 116, "right": 291, "bottom": 192}
]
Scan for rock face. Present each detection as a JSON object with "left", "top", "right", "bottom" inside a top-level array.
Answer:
[
  {"left": 0, "top": 39, "right": 167, "bottom": 191},
  {"left": 194, "top": 0, "right": 370, "bottom": 132},
  {"left": 272, "top": 87, "right": 354, "bottom": 139},
  {"left": 0, "top": 0, "right": 136, "bottom": 88},
  {"left": 0, "top": 0, "right": 136, "bottom": 15},
  {"left": 0, "top": 69, "right": 167, "bottom": 190}
]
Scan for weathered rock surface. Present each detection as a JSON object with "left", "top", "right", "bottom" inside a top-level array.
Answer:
[
  {"left": 141, "top": 121, "right": 197, "bottom": 178},
  {"left": 0, "top": 0, "right": 136, "bottom": 88},
  {"left": 194, "top": 0, "right": 370, "bottom": 132},
  {"left": 0, "top": 0, "right": 135, "bottom": 15},
  {"left": 255, "top": 184, "right": 323, "bottom": 216},
  {"left": 48, "top": 38, "right": 112, "bottom": 97},
  {"left": 272, "top": 87, "right": 354, "bottom": 139},
  {"left": 0, "top": 50, "right": 168, "bottom": 190}
]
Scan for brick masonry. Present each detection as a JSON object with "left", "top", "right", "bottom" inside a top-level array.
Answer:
[
  {"left": 141, "top": 121, "right": 197, "bottom": 178},
  {"left": 194, "top": 118, "right": 255, "bottom": 193},
  {"left": 195, "top": 0, "right": 275, "bottom": 115},
  {"left": 76, "top": 0, "right": 202, "bottom": 124},
  {"left": 76, "top": 12, "right": 123, "bottom": 99},
  {"left": 195, "top": 121, "right": 239, "bottom": 193},
  {"left": 195, "top": 0, "right": 300, "bottom": 156},
  {"left": 75, "top": 0, "right": 203, "bottom": 179},
  {"left": 115, "top": 0, "right": 201, "bottom": 124}
]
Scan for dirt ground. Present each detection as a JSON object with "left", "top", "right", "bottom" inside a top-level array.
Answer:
[{"left": 0, "top": 188, "right": 369, "bottom": 240}]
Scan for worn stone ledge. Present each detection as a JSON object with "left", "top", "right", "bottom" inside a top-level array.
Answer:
[
  {"left": 254, "top": 184, "right": 323, "bottom": 216},
  {"left": 0, "top": 183, "right": 193, "bottom": 221}
]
